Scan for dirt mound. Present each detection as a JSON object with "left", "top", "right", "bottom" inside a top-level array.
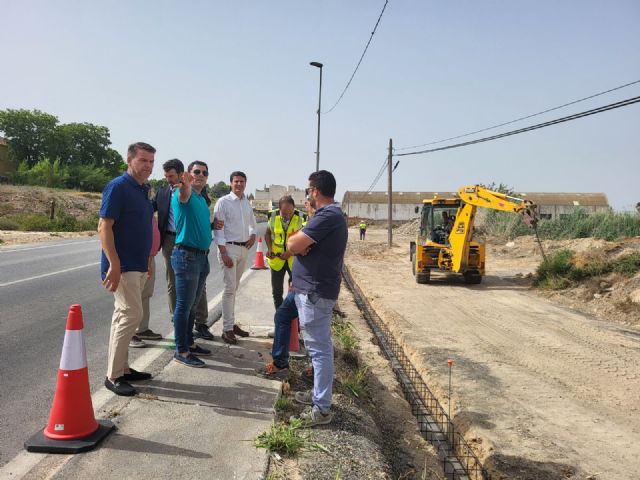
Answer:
[
  {"left": 0, "top": 185, "right": 102, "bottom": 220},
  {"left": 395, "top": 218, "right": 419, "bottom": 236},
  {"left": 487, "top": 235, "right": 640, "bottom": 327}
]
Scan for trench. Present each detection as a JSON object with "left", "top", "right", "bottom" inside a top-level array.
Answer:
[{"left": 342, "top": 265, "right": 490, "bottom": 480}]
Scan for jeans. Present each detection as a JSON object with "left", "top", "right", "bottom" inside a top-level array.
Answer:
[
  {"left": 171, "top": 248, "right": 210, "bottom": 353},
  {"left": 271, "top": 292, "right": 298, "bottom": 369},
  {"left": 295, "top": 292, "right": 336, "bottom": 414},
  {"left": 163, "top": 234, "right": 209, "bottom": 325},
  {"left": 270, "top": 263, "right": 291, "bottom": 309}
]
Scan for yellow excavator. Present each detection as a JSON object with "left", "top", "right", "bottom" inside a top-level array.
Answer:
[{"left": 410, "top": 185, "right": 539, "bottom": 284}]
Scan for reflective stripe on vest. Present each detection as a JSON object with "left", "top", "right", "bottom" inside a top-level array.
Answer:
[{"left": 267, "top": 210, "right": 302, "bottom": 271}]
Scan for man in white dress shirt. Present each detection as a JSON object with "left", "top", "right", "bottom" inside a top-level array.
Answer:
[{"left": 213, "top": 171, "right": 257, "bottom": 344}]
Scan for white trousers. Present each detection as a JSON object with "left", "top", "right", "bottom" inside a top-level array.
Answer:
[{"left": 217, "top": 244, "right": 249, "bottom": 332}]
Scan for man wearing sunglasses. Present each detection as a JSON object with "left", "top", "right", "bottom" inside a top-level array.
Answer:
[
  {"left": 170, "top": 161, "right": 213, "bottom": 368},
  {"left": 213, "top": 171, "right": 257, "bottom": 344},
  {"left": 286, "top": 170, "right": 347, "bottom": 426},
  {"left": 152, "top": 159, "right": 213, "bottom": 342}
]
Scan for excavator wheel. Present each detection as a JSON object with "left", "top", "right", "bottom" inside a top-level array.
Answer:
[
  {"left": 463, "top": 271, "right": 482, "bottom": 284},
  {"left": 412, "top": 252, "right": 430, "bottom": 284}
]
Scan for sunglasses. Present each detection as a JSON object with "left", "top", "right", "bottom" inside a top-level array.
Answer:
[
  {"left": 305, "top": 186, "right": 315, "bottom": 198},
  {"left": 192, "top": 169, "right": 209, "bottom": 177}
]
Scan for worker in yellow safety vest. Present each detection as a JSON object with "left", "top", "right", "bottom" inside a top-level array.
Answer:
[
  {"left": 359, "top": 220, "right": 367, "bottom": 240},
  {"left": 265, "top": 195, "right": 306, "bottom": 309}
]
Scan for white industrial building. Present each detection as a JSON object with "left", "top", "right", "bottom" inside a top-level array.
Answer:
[
  {"left": 252, "top": 184, "right": 306, "bottom": 212},
  {"left": 341, "top": 191, "right": 610, "bottom": 222}
]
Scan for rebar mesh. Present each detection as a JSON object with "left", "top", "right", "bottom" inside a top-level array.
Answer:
[{"left": 343, "top": 266, "right": 490, "bottom": 480}]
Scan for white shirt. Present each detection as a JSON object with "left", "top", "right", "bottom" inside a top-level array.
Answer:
[{"left": 213, "top": 191, "right": 257, "bottom": 245}]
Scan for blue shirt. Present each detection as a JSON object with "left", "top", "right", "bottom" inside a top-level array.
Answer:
[
  {"left": 292, "top": 203, "right": 348, "bottom": 300},
  {"left": 172, "top": 189, "right": 212, "bottom": 251},
  {"left": 100, "top": 172, "right": 153, "bottom": 277}
]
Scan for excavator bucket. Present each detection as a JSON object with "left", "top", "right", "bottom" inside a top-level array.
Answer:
[{"left": 521, "top": 203, "right": 539, "bottom": 228}]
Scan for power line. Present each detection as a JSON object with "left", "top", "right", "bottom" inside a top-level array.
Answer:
[
  {"left": 366, "top": 158, "right": 388, "bottom": 192},
  {"left": 394, "top": 79, "right": 640, "bottom": 151},
  {"left": 394, "top": 95, "right": 640, "bottom": 157},
  {"left": 323, "top": 0, "right": 389, "bottom": 114}
]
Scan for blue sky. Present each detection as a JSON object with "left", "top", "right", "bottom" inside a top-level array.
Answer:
[{"left": 2, "top": 1, "right": 639, "bottom": 209}]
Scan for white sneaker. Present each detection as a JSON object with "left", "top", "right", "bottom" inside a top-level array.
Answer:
[
  {"left": 290, "top": 405, "right": 333, "bottom": 427},
  {"left": 294, "top": 390, "right": 313, "bottom": 405},
  {"left": 129, "top": 335, "right": 146, "bottom": 348}
]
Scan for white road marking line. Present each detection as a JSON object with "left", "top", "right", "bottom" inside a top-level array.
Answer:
[
  {"left": 0, "top": 267, "right": 256, "bottom": 479},
  {"left": 0, "top": 239, "right": 97, "bottom": 253},
  {"left": 0, "top": 262, "right": 100, "bottom": 287}
]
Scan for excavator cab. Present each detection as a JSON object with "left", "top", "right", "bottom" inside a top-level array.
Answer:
[{"left": 420, "top": 200, "right": 460, "bottom": 245}]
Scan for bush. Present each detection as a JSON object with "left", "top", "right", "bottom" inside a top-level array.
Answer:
[
  {"left": 534, "top": 249, "right": 640, "bottom": 290},
  {"left": 20, "top": 214, "right": 55, "bottom": 231},
  {"left": 612, "top": 253, "right": 640, "bottom": 275},
  {"left": 0, "top": 216, "right": 21, "bottom": 230},
  {"left": 537, "top": 209, "right": 640, "bottom": 241}
]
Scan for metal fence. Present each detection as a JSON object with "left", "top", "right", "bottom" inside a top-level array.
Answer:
[{"left": 343, "top": 266, "right": 490, "bottom": 480}]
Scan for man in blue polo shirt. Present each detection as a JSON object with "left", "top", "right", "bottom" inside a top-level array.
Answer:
[
  {"left": 287, "top": 170, "right": 347, "bottom": 426},
  {"left": 171, "top": 160, "right": 213, "bottom": 368},
  {"left": 99, "top": 142, "right": 156, "bottom": 396}
]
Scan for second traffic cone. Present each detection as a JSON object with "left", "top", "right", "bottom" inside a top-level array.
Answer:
[
  {"left": 289, "top": 317, "right": 300, "bottom": 353},
  {"left": 251, "top": 235, "right": 269, "bottom": 270},
  {"left": 25, "top": 305, "right": 114, "bottom": 454}
]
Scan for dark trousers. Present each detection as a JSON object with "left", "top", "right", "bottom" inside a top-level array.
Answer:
[
  {"left": 272, "top": 292, "right": 298, "bottom": 369},
  {"left": 270, "top": 263, "right": 291, "bottom": 309},
  {"left": 359, "top": 229, "right": 366, "bottom": 240}
]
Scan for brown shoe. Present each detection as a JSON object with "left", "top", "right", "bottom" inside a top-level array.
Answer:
[
  {"left": 233, "top": 325, "right": 249, "bottom": 337},
  {"left": 222, "top": 330, "right": 237, "bottom": 345}
]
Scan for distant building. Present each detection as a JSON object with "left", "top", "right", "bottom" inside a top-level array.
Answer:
[
  {"left": 253, "top": 184, "right": 306, "bottom": 212},
  {"left": 341, "top": 190, "right": 610, "bottom": 222}
]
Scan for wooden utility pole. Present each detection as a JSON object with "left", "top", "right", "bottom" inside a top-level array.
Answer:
[{"left": 387, "top": 138, "right": 393, "bottom": 248}]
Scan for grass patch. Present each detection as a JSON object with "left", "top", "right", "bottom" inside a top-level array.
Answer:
[
  {"left": 254, "top": 419, "right": 328, "bottom": 456},
  {"left": 0, "top": 216, "right": 20, "bottom": 230},
  {"left": 340, "top": 365, "right": 369, "bottom": 398},
  {"left": 274, "top": 396, "right": 295, "bottom": 413},
  {"left": 332, "top": 316, "right": 358, "bottom": 351},
  {"left": 534, "top": 249, "right": 640, "bottom": 290}
]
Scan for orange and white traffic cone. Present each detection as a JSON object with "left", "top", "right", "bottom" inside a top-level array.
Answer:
[
  {"left": 289, "top": 317, "right": 300, "bottom": 353},
  {"left": 251, "top": 235, "right": 269, "bottom": 270},
  {"left": 25, "top": 305, "right": 114, "bottom": 453}
]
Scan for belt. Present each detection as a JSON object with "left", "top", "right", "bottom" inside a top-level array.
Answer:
[
  {"left": 227, "top": 241, "right": 248, "bottom": 246},
  {"left": 175, "top": 244, "right": 209, "bottom": 255},
  {"left": 166, "top": 231, "right": 176, "bottom": 236}
]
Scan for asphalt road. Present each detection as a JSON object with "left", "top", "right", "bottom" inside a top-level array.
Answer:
[{"left": 0, "top": 225, "right": 266, "bottom": 467}]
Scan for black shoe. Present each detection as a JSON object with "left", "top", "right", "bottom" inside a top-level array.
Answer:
[
  {"left": 233, "top": 324, "right": 249, "bottom": 337},
  {"left": 105, "top": 377, "right": 136, "bottom": 396},
  {"left": 122, "top": 368, "right": 152, "bottom": 381},
  {"left": 194, "top": 324, "right": 214, "bottom": 340},
  {"left": 189, "top": 344, "right": 212, "bottom": 356}
]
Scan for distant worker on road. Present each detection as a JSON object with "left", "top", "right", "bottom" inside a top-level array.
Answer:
[{"left": 358, "top": 220, "right": 367, "bottom": 240}]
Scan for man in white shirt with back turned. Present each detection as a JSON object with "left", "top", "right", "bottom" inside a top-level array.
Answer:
[{"left": 213, "top": 171, "right": 257, "bottom": 344}]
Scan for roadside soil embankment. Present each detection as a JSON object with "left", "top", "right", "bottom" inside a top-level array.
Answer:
[{"left": 346, "top": 227, "right": 640, "bottom": 479}]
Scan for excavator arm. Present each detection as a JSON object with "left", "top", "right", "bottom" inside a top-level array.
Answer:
[{"left": 447, "top": 186, "right": 538, "bottom": 273}]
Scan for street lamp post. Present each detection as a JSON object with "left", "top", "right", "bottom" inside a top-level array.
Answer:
[{"left": 310, "top": 61, "right": 323, "bottom": 172}]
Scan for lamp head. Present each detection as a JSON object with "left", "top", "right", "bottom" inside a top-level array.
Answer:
[{"left": 310, "top": 61, "right": 323, "bottom": 68}]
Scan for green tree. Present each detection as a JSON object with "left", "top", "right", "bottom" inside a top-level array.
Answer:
[
  {"left": 0, "top": 109, "right": 59, "bottom": 167},
  {"left": 210, "top": 181, "right": 230, "bottom": 198}
]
